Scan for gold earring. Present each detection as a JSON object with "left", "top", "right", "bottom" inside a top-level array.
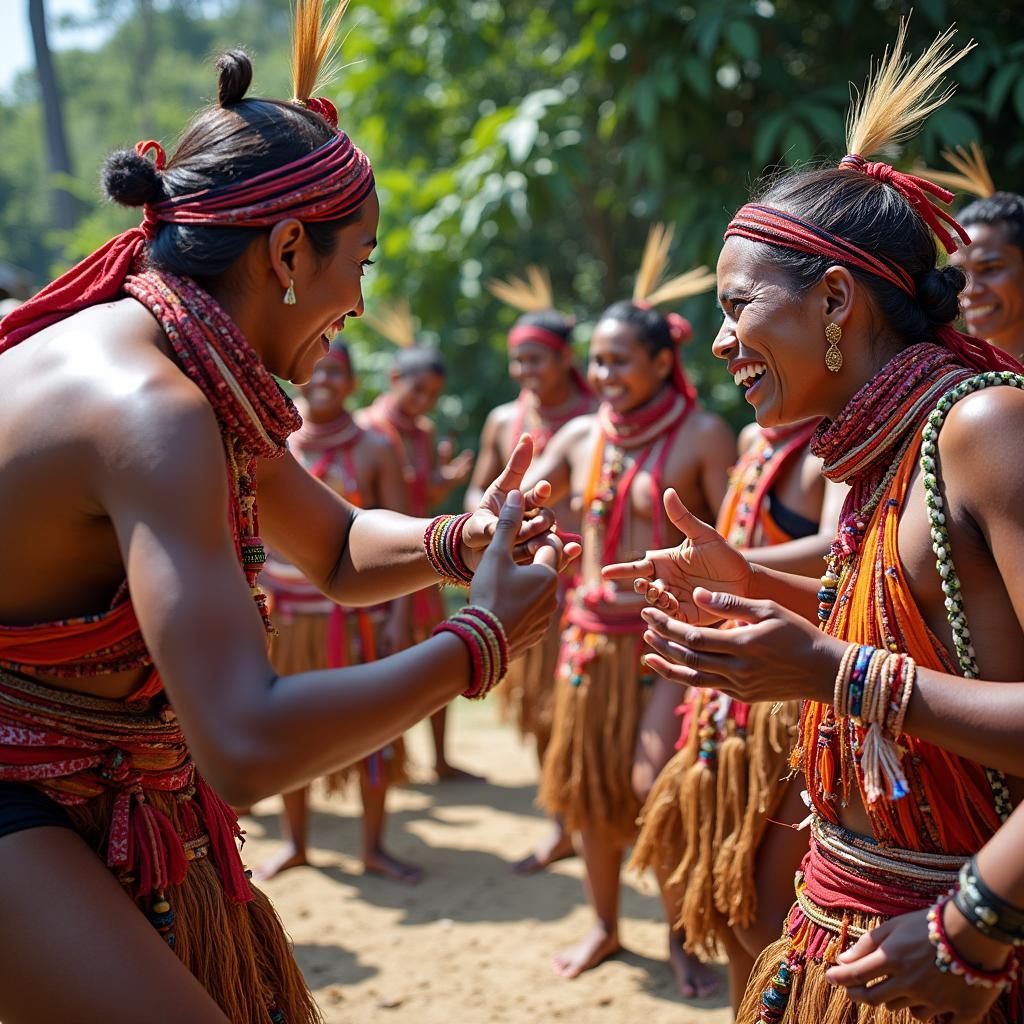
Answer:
[
  {"left": 824, "top": 322, "right": 842, "bottom": 372},
  {"left": 283, "top": 279, "right": 297, "bottom": 306}
]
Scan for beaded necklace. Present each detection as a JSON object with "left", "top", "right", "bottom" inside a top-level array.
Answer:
[
  {"left": 725, "top": 419, "right": 819, "bottom": 548},
  {"left": 812, "top": 344, "right": 971, "bottom": 623},
  {"left": 802, "top": 360, "right": 1024, "bottom": 842},
  {"left": 584, "top": 387, "right": 692, "bottom": 564},
  {"left": 509, "top": 385, "right": 594, "bottom": 455},
  {"left": 124, "top": 270, "right": 301, "bottom": 634}
]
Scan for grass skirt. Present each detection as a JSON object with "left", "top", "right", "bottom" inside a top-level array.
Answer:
[
  {"left": 0, "top": 667, "right": 320, "bottom": 1023},
  {"left": 630, "top": 696, "right": 800, "bottom": 957},
  {"left": 271, "top": 611, "right": 408, "bottom": 791},
  {"left": 496, "top": 612, "right": 562, "bottom": 752},
  {"left": 68, "top": 791, "right": 322, "bottom": 1023},
  {"left": 538, "top": 624, "right": 650, "bottom": 844}
]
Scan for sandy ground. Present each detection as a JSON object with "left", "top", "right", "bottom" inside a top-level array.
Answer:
[{"left": 242, "top": 700, "right": 732, "bottom": 1024}]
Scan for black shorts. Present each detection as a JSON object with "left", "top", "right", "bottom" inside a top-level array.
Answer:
[{"left": 0, "top": 782, "right": 74, "bottom": 838}]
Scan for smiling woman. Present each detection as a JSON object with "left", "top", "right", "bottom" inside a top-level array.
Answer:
[
  {"left": 609, "top": 21, "right": 1024, "bottom": 1024},
  {"left": 0, "top": 1, "right": 569, "bottom": 1020}
]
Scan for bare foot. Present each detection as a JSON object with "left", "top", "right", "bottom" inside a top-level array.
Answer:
[
  {"left": 363, "top": 847, "right": 423, "bottom": 885},
  {"left": 511, "top": 824, "right": 575, "bottom": 874},
  {"left": 552, "top": 923, "right": 620, "bottom": 978},
  {"left": 669, "top": 932, "right": 720, "bottom": 999},
  {"left": 253, "top": 845, "right": 309, "bottom": 882},
  {"left": 434, "top": 762, "right": 485, "bottom": 783}
]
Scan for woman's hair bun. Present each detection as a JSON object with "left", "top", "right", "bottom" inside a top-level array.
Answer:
[
  {"left": 217, "top": 49, "right": 253, "bottom": 106},
  {"left": 917, "top": 264, "right": 965, "bottom": 325},
  {"left": 100, "top": 149, "right": 164, "bottom": 207}
]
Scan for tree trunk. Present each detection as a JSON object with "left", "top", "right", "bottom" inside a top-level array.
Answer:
[{"left": 28, "top": 0, "right": 78, "bottom": 231}]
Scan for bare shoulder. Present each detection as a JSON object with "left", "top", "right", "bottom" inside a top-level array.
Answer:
[
  {"left": 939, "top": 384, "right": 1024, "bottom": 498},
  {"left": 690, "top": 407, "right": 735, "bottom": 444},
  {"left": 558, "top": 411, "right": 598, "bottom": 441},
  {"left": 360, "top": 426, "right": 395, "bottom": 462},
  {"left": 487, "top": 400, "right": 519, "bottom": 426},
  {"left": 2, "top": 300, "right": 220, "bottom": 474}
]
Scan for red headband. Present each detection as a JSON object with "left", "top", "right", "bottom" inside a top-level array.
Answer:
[
  {"left": 508, "top": 325, "right": 570, "bottom": 352},
  {"left": 1, "top": 127, "right": 374, "bottom": 351},
  {"left": 508, "top": 325, "right": 593, "bottom": 397},
  {"left": 724, "top": 157, "right": 1021, "bottom": 375}
]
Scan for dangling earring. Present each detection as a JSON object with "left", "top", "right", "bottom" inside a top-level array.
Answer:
[
  {"left": 283, "top": 279, "right": 297, "bottom": 306},
  {"left": 824, "top": 322, "right": 842, "bottom": 372}
]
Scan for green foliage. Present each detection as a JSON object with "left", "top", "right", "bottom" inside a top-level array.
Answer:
[{"left": 5, "top": 0, "right": 1024, "bottom": 442}]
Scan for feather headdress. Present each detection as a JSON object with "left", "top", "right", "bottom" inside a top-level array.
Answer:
[
  {"left": 486, "top": 265, "right": 555, "bottom": 312},
  {"left": 920, "top": 142, "right": 996, "bottom": 200},
  {"left": 633, "top": 224, "right": 716, "bottom": 306},
  {"left": 845, "top": 20, "right": 975, "bottom": 159},
  {"left": 363, "top": 301, "right": 417, "bottom": 349},
  {"left": 292, "top": 0, "right": 351, "bottom": 105}
]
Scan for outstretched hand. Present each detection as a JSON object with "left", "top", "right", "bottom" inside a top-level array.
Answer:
[
  {"left": 470, "top": 489, "right": 561, "bottom": 661},
  {"left": 602, "top": 489, "right": 752, "bottom": 624},
  {"left": 437, "top": 438, "right": 475, "bottom": 486},
  {"left": 825, "top": 906, "right": 1007, "bottom": 1023},
  {"left": 638, "top": 588, "right": 839, "bottom": 703},
  {"left": 465, "top": 434, "right": 581, "bottom": 574}
]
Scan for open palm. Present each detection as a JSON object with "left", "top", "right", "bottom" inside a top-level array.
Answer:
[{"left": 602, "top": 488, "right": 752, "bottom": 624}]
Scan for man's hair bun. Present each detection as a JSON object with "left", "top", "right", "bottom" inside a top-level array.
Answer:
[
  {"left": 917, "top": 264, "right": 965, "bottom": 325},
  {"left": 100, "top": 149, "right": 165, "bottom": 207},
  {"left": 217, "top": 50, "right": 253, "bottom": 106}
]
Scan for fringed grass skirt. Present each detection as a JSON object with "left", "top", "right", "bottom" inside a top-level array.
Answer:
[
  {"left": 738, "top": 817, "right": 1019, "bottom": 1023},
  {"left": 0, "top": 668, "right": 320, "bottom": 1023},
  {"left": 538, "top": 624, "right": 651, "bottom": 845},
  {"left": 630, "top": 696, "right": 800, "bottom": 957},
  {"left": 496, "top": 613, "right": 563, "bottom": 752},
  {"left": 271, "top": 612, "right": 408, "bottom": 792}
]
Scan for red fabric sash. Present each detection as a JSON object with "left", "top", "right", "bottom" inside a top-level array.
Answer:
[{"left": 0, "top": 672, "right": 251, "bottom": 903}]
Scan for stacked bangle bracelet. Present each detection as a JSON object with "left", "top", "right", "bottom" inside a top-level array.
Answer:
[
  {"left": 433, "top": 605, "right": 509, "bottom": 700},
  {"left": 834, "top": 644, "right": 916, "bottom": 803},
  {"left": 955, "top": 857, "right": 1024, "bottom": 947},
  {"left": 424, "top": 513, "right": 474, "bottom": 586},
  {"left": 928, "top": 893, "right": 1020, "bottom": 991}
]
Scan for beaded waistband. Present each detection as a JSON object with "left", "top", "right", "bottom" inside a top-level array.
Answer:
[{"left": 794, "top": 815, "right": 965, "bottom": 939}]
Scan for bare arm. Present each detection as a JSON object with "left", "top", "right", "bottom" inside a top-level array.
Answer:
[
  {"left": 258, "top": 450, "right": 438, "bottom": 605},
  {"left": 638, "top": 393, "right": 1024, "bottom": 775},
  {"left": 95, "top": 384, "right": 558, "bottom": 806},
  {"left": 465, "top": 408, "right": 507, "bottom": 512}
]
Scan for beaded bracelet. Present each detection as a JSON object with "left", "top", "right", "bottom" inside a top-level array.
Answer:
[
  {"left": 833, "top": 644, "right": 917, "bottom": 802},
  {"left": 955, "top": 857, "right": 1024, "bottom": 947},
  {"left": 424, "top": 513, "right": 474, "bottom": 586},
  {"left": 433, "top": 604, "right": 509, "bottom": 700},
  {"left": 928, "top": 893, "right": 1019, "bottom": 991}
]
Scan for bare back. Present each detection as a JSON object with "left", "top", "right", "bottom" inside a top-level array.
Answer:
[{"left": 0, "top": 299, "right": 209, "bottom": 696}]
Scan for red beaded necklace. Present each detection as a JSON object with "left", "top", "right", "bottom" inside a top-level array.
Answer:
[
  {"left": 509, "top": 385, "right": 594, "bottom": 455},
  {"left": 124, "top": 269, "right": 302, "bottom": 633},
  {"left": 585, "top": 387, "right": 693, "bottom": 563},
  {"left": 810, "top": 343, "right": 972, "bottom": 626}
]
